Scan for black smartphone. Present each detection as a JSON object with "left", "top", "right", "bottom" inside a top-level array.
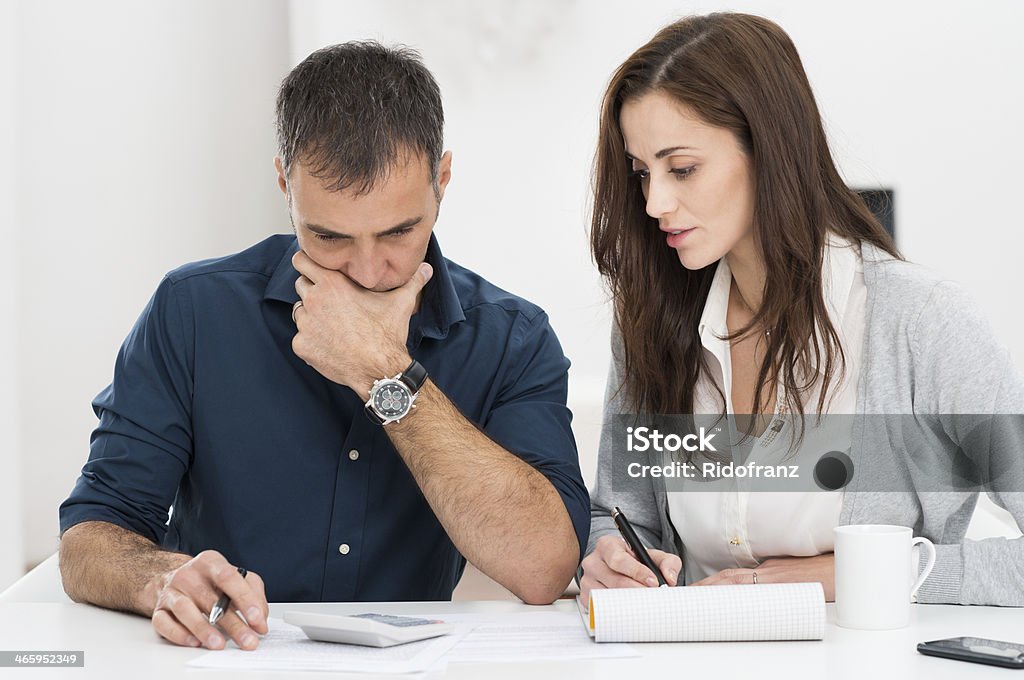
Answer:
[{"left": 918, "top": 637, "right": 1024, "bottom": 669}]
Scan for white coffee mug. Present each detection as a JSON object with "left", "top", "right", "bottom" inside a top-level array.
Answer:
[{"left": 834, "top": 524, "right": 936, "bottom": 630}]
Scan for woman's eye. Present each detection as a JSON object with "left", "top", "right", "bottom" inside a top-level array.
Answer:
[{"left": 629, "top": 166, "right": 694, "bottom": 182}]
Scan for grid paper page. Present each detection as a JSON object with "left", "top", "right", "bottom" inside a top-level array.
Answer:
[{"left": 589, "top": 582, "right": 825, "bottom": 642}]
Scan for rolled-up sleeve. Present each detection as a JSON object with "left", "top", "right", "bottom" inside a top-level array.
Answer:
[
  {"left": 481, "top": 310, "right": 591, "bottom": 561},
  {"left": 59, "top": 275, "right": 194, "bottom": 544}
]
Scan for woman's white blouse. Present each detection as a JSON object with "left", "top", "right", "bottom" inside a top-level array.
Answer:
[{"left": 667, "top": 234, "right": 867, "bottom": 584}]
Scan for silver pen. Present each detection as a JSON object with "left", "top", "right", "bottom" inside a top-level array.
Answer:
[{"left": 209, "top": 566, "right": 247, "bottom": 625}]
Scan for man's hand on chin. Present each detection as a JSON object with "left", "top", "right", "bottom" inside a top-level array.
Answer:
[{"left": 290, "top": 250, "right": 432, "bottom": 393}]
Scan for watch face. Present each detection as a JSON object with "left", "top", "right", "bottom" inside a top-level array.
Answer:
[{"left": 372, "top": 380, "right": 411, "bottom": 418}]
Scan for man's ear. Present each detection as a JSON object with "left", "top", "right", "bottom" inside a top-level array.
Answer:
[
  {"left": 274, "top": 156, "right": 288, "bottom": 196},
  {"left": 435, "top": 151, "right": 453, "bottom": 203}
]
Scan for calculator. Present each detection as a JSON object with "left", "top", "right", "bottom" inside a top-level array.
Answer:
[{"left": 283, "top": 611, "right": 455, "bottom": 648}]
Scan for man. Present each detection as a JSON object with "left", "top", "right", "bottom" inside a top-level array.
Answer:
[{"left": 58, "top": 42, "right": 589, "bottom": 652}]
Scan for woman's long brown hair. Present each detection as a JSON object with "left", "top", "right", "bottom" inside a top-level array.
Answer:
[{"left": 591, "top": 13, "right": 899, "bottom": 423}]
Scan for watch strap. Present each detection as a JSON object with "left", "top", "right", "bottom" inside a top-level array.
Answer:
[
  {"left": 364, "top": 403, "right": 386, "bottom": 425},
  {"left": 398, "top": 360, "right": 428, "bottom": 393}
]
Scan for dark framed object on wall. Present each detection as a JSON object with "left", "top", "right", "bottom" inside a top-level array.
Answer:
[{"left": 855, "top": 188, "right": 895, "bottom": 240}]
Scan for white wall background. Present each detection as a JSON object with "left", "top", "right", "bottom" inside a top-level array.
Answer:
[
  {"left": 1, "top": 0, "right": 25, "bottom": 589},
  {"left": 6, "top": 0, "right": 292, "bottom": 581},
  {"left": 2, "top": 0, "right": 1022, "bottom": 589}
]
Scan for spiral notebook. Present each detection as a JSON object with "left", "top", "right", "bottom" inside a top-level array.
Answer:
[{"left": 581, "top": 582, "right": 826, "bottom": 643}]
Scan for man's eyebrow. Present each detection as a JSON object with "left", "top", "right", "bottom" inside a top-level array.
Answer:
[
  {"left": 624, "top": 146, "right": 696, "bottom": 161},
  {"left": 304, "top": 216, "right": 424, "bottom": 238}
]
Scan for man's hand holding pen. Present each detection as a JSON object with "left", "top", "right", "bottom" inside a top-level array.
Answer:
[{"left": 145, "top": 550, "right": 269, "bottom": 651}]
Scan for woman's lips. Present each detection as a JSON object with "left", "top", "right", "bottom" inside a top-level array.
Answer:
[{"left": 665, "top": 227, "right": 696, "bottom": 248}]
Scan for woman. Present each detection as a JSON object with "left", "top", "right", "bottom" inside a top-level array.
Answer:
[{"left": 582, "top": 13, "right": 1024, "bottom": 605}]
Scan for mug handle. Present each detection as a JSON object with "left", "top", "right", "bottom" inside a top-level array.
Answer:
[{"left": 910, "top": 537, "right": 936, "bottom": 598}]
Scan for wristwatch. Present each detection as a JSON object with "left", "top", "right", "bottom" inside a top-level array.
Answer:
[{"left": 364, "top": 360, "right": 428, "bottom": 425}]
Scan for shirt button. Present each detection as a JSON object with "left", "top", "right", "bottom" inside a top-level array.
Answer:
[
  {"left": 338, "top": 543, "right": 350, "bottom": 555},
  {"left": 348, "top": 449, "right": 360, "bottom": 461}
]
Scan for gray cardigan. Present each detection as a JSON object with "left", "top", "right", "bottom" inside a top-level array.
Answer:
[{"left": 587, "top": 242, "right": 1024, "bottom": 605}]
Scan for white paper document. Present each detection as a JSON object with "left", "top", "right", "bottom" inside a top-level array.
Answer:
[
  {"left": 420, "top": 610, "right": 637, "bottom": 664},
  {"left": 187, "top": 609, "right": 634, "bottom": 673},
  {"left": 186, "top": 618, "right": 461, "bottom": 674}
]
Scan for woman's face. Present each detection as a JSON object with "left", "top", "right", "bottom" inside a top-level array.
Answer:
[{"left": 619, "top": 90, "right": 756, "bottom": 271}]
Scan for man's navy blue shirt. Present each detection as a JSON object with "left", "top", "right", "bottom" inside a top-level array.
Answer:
[{"left": 59, "top": 234, "right": 589, "bottom": 602}]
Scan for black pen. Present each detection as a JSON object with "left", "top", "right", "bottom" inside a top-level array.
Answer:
[
  {"left": 209, "top": 566, "right": 247, "bottom": 625},
  {"left": 613, "top": 507, "right": 668, "bottom": 587}
]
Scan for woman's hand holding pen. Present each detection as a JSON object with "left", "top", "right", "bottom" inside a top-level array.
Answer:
[
  {"left": 579, "top": 535, "right": 681, "bottom": 606},
  {"left": 147, "top": 550, "right": 270, "bottom": 650}
]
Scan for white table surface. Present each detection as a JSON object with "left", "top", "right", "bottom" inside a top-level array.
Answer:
[
  {"left": 3, "top": 555, "right": 1022, "bottom": 678},
  {"left": 0, "top": 596, "right": 1021, "bottom": 678}
]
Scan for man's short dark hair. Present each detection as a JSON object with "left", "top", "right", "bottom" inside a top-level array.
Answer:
[{"left": 275, "top": 41, "right": 444, "bottom": 195}]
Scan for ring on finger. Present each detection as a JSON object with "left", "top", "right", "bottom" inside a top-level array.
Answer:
[
  {"left": 752, "top": 570, "right": 758, "bottom": 585},
  {"left": 291, "top": 300, "right": 303, "bottom": 324}
]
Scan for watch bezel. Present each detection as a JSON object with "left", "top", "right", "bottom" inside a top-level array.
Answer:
[{"left": 366, "top": 376, "right": 416, "bottom": 424}]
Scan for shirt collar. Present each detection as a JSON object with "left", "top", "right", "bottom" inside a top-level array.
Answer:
[
  {"left": 815, "top": 232, "right": 861, "bottom": 375},
  {"left": 263, "top": 233, "right": 466, "bottom": 346},
  {"left": 263, "top": 237, "right": 303, "bottom": 305},
  {"left": 410, "top": 234, "right": 466, "bottom": 345},
  {"left": 698, "top": 256, "right": 733, "bottom": 344}
]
